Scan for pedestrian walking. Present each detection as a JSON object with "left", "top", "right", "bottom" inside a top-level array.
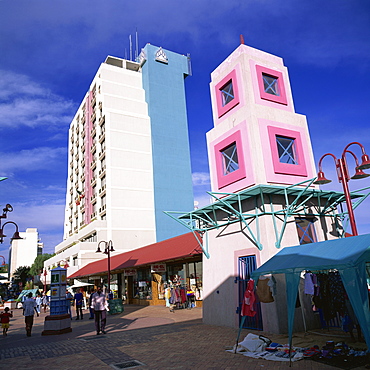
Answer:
[
  {"left": 0, "top": 307, "right": 13, "bottom": 336},
  {"left": 66, "top": 290, "right": 73, "bottom": 318},
  {"left": 23, "top": 292, "right": 39, "bottom": 337},
  {"left": 41, "top": 292, "right": 49, "bottom": 313},
  {"left": 74, "top": 288, "right": 83, "bottom": 320},
  {"left": 91, "top": 286, "right": 108, "bottom": 335},
  {"left": 88, "top": 288, "right": 95, "bottom": 319},
  {"left": 35, "top": 293, "right": 42, "bottom": 314}
]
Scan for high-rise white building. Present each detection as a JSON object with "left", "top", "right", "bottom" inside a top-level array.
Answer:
[{"left": 44, "top": 44, "right": 194, "bottom": 277}]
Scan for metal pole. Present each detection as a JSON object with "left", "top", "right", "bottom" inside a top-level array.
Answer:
[
  {"left": 337, "top": 158, "right": 358, "bottom": 236},
  {"left": 107, "top": 243, "right": 111, "bottom": 297},
  {"left": 44, "top": 269, "right": 47, "bottom": 293}
]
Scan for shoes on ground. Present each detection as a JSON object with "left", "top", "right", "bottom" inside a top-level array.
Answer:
[
  {"left": 96, "top": 332, "right": 100, "bottom": 335},
  {"left": 102, "top": 330, "right": 106, "bottom": 334}
]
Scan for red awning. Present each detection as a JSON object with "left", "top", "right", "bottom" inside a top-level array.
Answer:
[{"left": 68, "top": 232, "right": 202, "bottom": 279}]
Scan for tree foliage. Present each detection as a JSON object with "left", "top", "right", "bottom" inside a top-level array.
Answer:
[
  {"left": 0, "top": 263, "right": 8, "bottom": 273},
  {"left": 12, "top": 265, "right": 31, "bottom": 286},
  {"left": 29, "top": 253, "right": 55, "bottom": 276}
]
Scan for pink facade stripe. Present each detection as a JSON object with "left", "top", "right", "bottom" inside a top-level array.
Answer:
[{"left": 84, "top": 91, "right": 94, "bottom": 224}]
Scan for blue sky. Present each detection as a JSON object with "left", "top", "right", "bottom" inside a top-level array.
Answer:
[{"left": 1, "top": 0, "right": 370, "bottom": 258}]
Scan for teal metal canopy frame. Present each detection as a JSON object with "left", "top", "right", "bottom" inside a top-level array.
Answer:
[{"left": 165, "top": 179, "right": 370, "bottom": 258}]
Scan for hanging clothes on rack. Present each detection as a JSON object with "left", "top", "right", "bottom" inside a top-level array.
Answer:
[
  {"left": 241, "top": 279, "right": 257, "bottom": 317},
  {"left": 256, "top": 276, "right": 274, "bottom": 303}
]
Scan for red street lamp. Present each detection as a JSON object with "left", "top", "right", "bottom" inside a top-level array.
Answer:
[
  {"left": 314, "top": 142, "right": 370, "bottom": 236},
  {"left": 96, "top": 240, "right": 115, "bottom": 296}
]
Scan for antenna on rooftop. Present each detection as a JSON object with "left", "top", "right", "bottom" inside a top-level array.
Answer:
[
  {"left": 135, "top": 28, "right": 139, "bottom": 61},
  {"left": 129, "top": 34, "right": 133, "bottom": 61},
  {"left": 240, "top": 34, "right": 245, "bottom": 45}
]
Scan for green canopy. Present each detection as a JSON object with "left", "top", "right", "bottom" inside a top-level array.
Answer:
[{"left": 251, "top": 233, "right": 370, "bottom": 352}]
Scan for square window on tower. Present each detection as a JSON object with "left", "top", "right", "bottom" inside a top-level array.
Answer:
[
  {"left": 295, "top": 218, "right": 317, "bottom": 244},
  {"left": 213, "top": 130, "right": 247, "bottom": 189},
  {"left": 220, "top": 80, "right": 234, "bottom": 107},
  {"left": 276, "top": 136, "right": 298, "bottom": 165},
  {"left": 215, "top": 69, "right": 240, "bottom": 117},
  {"left": 256, "top": 65, "right": 287, "bottom": 105},
  {"left": 267, "top": 125, "right": 307, "bottom": 177},
  {"left": 221, "top": 143, "right": 239, "bottom": 175},
  {"left": 263, "top": 74, "right": 279, "bottom": 96}
]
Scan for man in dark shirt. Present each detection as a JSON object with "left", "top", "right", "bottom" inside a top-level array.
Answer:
[{"left": 74, "top": 288, "right": 83, "bottom": 320}]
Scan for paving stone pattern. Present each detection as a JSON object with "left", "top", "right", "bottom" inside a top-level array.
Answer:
[{"left": 0, "top": 305, "right": 365, "bottom": 369}]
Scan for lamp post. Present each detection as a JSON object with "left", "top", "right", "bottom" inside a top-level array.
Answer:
[
  {"left": 43, "top": 268, "right": 47, "bottom": 293},
  {"left": 0, "top": 204, "right": 23, "bottom": 244},
  {"left": 314, "top": 141, "right": 370, "bottom": 236},
  {"left": 96, "top": 240, "right": 115, "bottom": 296}
]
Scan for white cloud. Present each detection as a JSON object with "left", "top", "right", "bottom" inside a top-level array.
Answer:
[
  {"left": 0, "top": 70, "right": 74, "bottom": 129},
  {"left": 0, "top": 147, "right": 67, "bottom": 173},
  {"left": 192, "top": 171, "right": 210, "bottom": 186}
]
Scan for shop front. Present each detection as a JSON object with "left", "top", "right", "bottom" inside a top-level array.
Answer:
[{"left": 68, "top": 232, "right": 203, "bottom": 308}]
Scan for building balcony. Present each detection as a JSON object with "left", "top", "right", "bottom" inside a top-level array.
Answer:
[
  {"left": 91, "top": 94, "right": 96, "bottom": 108},
  {"left": 91, "top": 160, "right": 97, "bottom": 170},
  {"left": 99, "top": 205, "right": 106, "bottom": 213},
  {"left": 98, "top": 132, "right": 105, "bottom": 143},
  {"left": 98, "top": 150, "right": 105, "bottom": 160},
  {"left": 91, "top": 127, "right": 96, "bottom": 137},
  {"left": 91, "top": 177, "right": 97, "bottom": 186},
  {"left": 91, "top": 111, "right": 96, "bottom": 123},
  {"left": 99, "top": 115, "right": 105, "bottom": 126},
  {"left": 98, "top": 167, "right": 106, "bottom": 178},
  {"left": 99, "top": 184, "right": 106, "bottom": 195}
]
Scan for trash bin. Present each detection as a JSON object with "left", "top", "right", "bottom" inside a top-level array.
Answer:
[{"left": 108, "top": 298, "right": 124, "bottom": 315}]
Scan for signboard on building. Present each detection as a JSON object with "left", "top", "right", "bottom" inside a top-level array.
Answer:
[
  {"left": 124, "top": 269, "right": 137, "bottom": 276},
  {"left": 151, "top": 263, "right": 166, "bottom": 273}
]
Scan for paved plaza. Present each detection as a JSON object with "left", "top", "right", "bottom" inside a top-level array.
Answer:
[{"left": 0, "top": 304, "right": 367, "bottom": 369}]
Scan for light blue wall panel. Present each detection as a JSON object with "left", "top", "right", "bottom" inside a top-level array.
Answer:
[{"left": 141, "top": 44, "right": 194, "bottom": 242}]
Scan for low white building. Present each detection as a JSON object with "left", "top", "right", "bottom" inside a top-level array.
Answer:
[{"left": 9, "top": 228, "right": 43, "bottom": 279}]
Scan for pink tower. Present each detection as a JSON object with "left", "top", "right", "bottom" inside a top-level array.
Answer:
[{"left": 207, "top": 43, "right": 316, "bottom": 193}]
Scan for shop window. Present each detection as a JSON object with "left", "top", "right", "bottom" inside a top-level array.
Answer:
[
  {"left": 256, "top": 65, "right": 287, "bottom": 105},
  {"left": 215, "top": 69, "right": 240, "bottom": 117},
  {"left": 214, "top": 130, "right": 246, "bottom": 188},
  {"left": 276, "top": 136, "right": 298, "bottom": 165},
  {"left": 295, "top": 218, "right": 317, "bottom": 244},
  {"left": 133, "top": 268, "right": 152, "bottom": 300},
  {"left": 221, "top": 142, "right": 239, "bottom": 175}
]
